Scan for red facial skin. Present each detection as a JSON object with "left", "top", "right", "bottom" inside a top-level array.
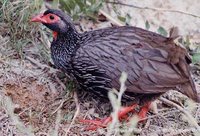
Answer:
[
  {"left": 31, "top": 13, "right": 60, "bottom": 24},
  {"left": 31, "top": 13, "right": 60, "bottom": 39}
]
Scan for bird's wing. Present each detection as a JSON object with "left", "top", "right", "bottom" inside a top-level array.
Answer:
[{"left": 73, "top": 26, "right": 190, "bottom": 94}]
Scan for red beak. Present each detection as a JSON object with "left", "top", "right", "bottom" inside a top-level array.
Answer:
[{"left": 31, "top": 13, "right": 47, "bottom": 23}]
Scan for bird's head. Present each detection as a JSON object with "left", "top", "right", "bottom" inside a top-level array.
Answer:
[{"left": 31, "top": 9, "right": 75, "bottom": 38}]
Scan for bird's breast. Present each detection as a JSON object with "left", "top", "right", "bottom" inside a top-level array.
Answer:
[{"left": 51, "top": 44, "right": 73, "bottom": 73}]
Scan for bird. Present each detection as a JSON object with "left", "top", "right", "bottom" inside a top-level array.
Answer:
[{"left": 31, "top": 9, "right": 199, "bottom": 130}]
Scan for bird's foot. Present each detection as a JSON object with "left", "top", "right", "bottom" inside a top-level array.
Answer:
[
  {"left": 79, "top": 104, "right": 138, "bottom": 131},
  {"left": 138, "top": 102, "right": 151, "bottom": 121}
]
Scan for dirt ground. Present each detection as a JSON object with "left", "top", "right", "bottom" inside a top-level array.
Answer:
[{"left": 1, "top": 0, "right": 200, "bottom": 136}]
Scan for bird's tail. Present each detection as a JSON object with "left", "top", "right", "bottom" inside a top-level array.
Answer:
[
  {"left": 179, "top": 79, "right": 200, "bottom": 103},
  {"left": 175, "top": 53, "right": 200, "bottom": 103}
]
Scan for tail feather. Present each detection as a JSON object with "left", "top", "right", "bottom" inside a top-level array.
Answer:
[
  {"left": 175, "top": 54, "right": 200, "bottom": 103},
  {"left": 179, "top": 81, "right": 200, "bottom": 103}
]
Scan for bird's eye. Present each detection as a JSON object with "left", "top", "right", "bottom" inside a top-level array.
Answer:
[{"left": 49, "top": 15, "right": 54, "bottom": 20}]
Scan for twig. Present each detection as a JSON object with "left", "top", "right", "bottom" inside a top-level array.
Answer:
[
  {"left": 25, "top": 56, "right": 57, "bottom": 73},
  {"left": 99, "top": 9, "right": 123, "bottom": 26},
  {"left": 150, "top": 101, "right": 158, "bottom": 114},
  {"left": 86, "top": 1, "right": 123, "bottom": 26},
  {"left": 65, "top": 92, "right": 80, "bottom": 135},
  {"left": 0, "top": 114, "right": 8, "bottom": 122},
  {"left": 106, "top": 1, "right": 200, "bottom": 19},
  {"left": 53, "top": 110, "right": 61, "bottom": 136},
  {"left": 54, "top": 75, "right": 67, "bottom": 91},
  {"left": 3, "top": 96, "right": 35, "bottom": 136},
  {"left": 157, "top": 128, "right": 197, "bottom": 136},
  {"left": 106, "top": 72, "right": 128, "bottom": 136},
  {"left": 142, "top": 109, "right": 178, "bottom": 121},
  {"left": 165, "top": 128, "right": 196, "bottom": 136},
  {"left": 51, "top": 100, "right": 65, "bottom": 116},
  {"left": 159, "top": 97, "right": 200, "bottom": 132},
  {"left": 37, "top": 132, "right": 50, "bottom": 136},
  {"left": 144, "top": 127, "right": 198, "bottom": 135}
]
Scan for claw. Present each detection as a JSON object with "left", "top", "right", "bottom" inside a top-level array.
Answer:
[
  {"left": 138, "top": 102, "right": 151, "bottom": 121},
  {"left": 79, "top": 103, "right": 152, "bottom": 131},
  {"left": 79, "top": 104, "right": 138, "bottom": 131}
]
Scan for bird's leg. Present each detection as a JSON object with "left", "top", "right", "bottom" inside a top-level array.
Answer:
[
  {"left": 138, "top": 102, "right": 151, "bottom": 120},
  {"left": 79, "top": 104, "right": 138, "bottom": 131}
]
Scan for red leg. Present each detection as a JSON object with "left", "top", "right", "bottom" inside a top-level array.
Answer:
[
  {"left": 79, "top": 104, "right": 138, "bottom": 131},
  {"left": 138, "top": 102, "right": 151, "bottom": 120}
]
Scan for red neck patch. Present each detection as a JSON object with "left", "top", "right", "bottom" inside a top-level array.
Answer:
[{"left": 53, "top": 31, "right": 58, "bottom": 40}]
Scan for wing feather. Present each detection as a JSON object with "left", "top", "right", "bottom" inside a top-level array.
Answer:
[{"left": 73, "top": 26, "right": 190, "bottom": 95}]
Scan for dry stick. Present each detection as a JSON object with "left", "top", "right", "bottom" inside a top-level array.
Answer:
[
  {"left": 159, "top": 97, "right": 200, "bottom": 132},
  {"left": 25, "top": 56, "right": 57, "bottom": 73},
  {"left": 106, "top": 1, "right": 200, "bottom": 18},
  {"left": 54, "top": 75, "right": 66, "bottom": 90},
  {"left": 37, "top": 132, "right": 50, "bottom": 136},
  {"left": 53, "top": 110, "right": 61, "bottom": 136},
  {"left": 3, "top": 96, "right": 35, "bottom": 136},
  {"left": 164, "top": 128, "right": 197, "bottom": 136},
  {"left": 99, "top": 9, "right": 123, "bottom": 26},
  {"left": 65, "top": 92, "right": 80, "bottom": 135},
  {"left": 155, "top": 128, "right": 197, "bottom": 136},
  {"left": 106, "top": 72, "right": 128, "bottom": 136},
  {"left": 86, "top": 1, "right": 123, "bottom": 26},
  {"left": 26, "top": 56, "right": 69, "bottom": 91},
  {"left": 145, "top": 128, "right": 197, "bottom": 136},
  {"left": 27, "top": 56, "right": 67, "bottom": 92},
  {"left": 51, "top": 100, "right": 65, "bottom": 116}
]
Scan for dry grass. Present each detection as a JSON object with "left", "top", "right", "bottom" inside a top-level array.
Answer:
[{"left": 0, "top": 0, "right": 200, "bottom": 136}]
